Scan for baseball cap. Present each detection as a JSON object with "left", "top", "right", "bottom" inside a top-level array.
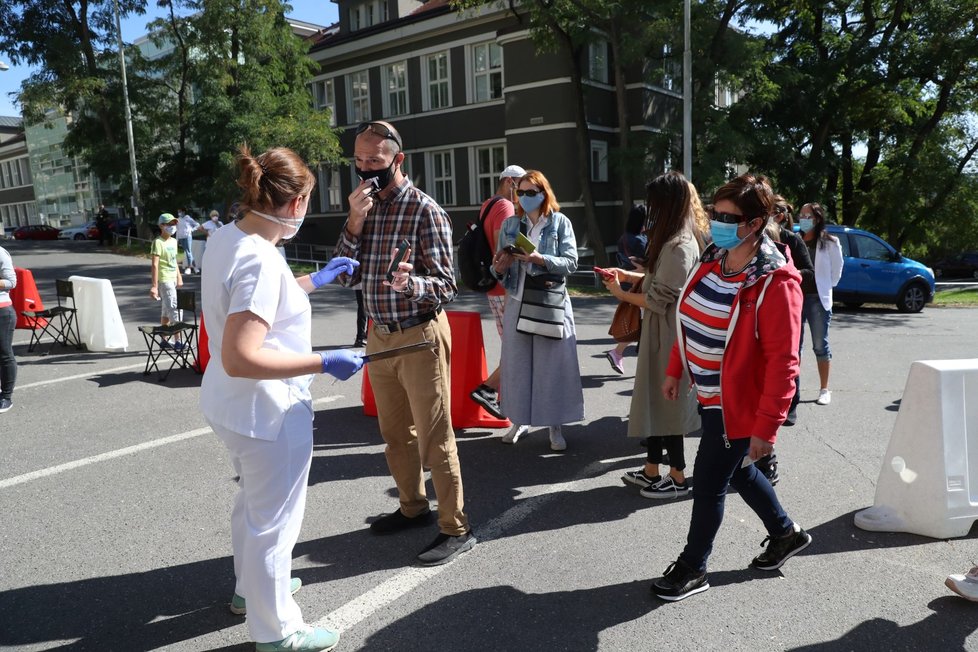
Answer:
[
  {"left": 499, "top": 165, "right": 526, "bottom": 180},
  {"left": 158, "top": 213, "right": 177, "bottom": 225}
]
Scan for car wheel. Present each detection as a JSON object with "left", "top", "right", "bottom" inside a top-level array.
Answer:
[
  {"left": 73, "top": 233, "right": 86, "bottom": 240},
  {"left": 897, "top": 283, "right": 927, "bottom": 313},
  {"left": 844, "top": 302, "right": 864, "bottom": 309}
]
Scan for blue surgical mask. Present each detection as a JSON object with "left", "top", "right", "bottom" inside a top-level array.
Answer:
[
  {"left": 519, "top": 194, "right": 545, "bottom": 213},
  {"left": 709, "top": 220, "right": 746, "bottom": 250},
  {"left": 799, "top": 218, "right": 814, "bottom": 233}
]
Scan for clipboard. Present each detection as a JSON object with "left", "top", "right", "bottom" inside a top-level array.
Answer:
[{"left": 361, "top": 340, "right": 435, "bottom": 363}]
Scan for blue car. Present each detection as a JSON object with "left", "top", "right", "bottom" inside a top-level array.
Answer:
[{"left": 826, "top": 225, "right": 935, "bottom": 313}]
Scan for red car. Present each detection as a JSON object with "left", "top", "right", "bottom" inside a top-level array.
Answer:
[{"left": 12, "top": 224, "right": 61, "bottom": 240}]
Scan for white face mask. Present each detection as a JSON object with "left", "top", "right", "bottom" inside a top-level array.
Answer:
[
  {"left": 164, "top": 225, "right": 177, "bottom": 236},
  {"left": 250, "top": 209, "right": 304, "bottom": 240}
]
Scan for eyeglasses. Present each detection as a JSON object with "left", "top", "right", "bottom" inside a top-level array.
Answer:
[
  {"left": 709, "top": 207, "right": 747, "bottom": 224},
  {"left": 355, "top": 122, "right": 402, "bottom": 150},
  {"left": 516, "top": 189, "right": 542, "bottom": 197}
]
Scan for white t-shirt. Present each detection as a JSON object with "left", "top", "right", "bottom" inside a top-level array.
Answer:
[
  {"left": 176, "top": 215, "right": 200, "bottom": 239},
  {"left": 200, "top": 223, "right": 313, "bottom": 440},
  {"left": 202, "top": 220, "right": 222, "bottom": 237}
]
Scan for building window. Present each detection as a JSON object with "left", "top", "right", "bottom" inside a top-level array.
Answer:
[
  {"left": 315, "top": 79, "right": 336, "bottom": 126},
  {"left": 348, "top": 70, "right": 370, "bottom": 124},
  {"left": 590, "top": 140, "right": 608, "bottom": 182},
  {"left": 660, "top": 44, "right": 682, "bottom": 92},
  {"left": 316, "top": 165, "right": 343, "bottom": 212},
  {"left": 588, "top": 39, "right": 609, "bottom": 84},
  {"left": 383, "top": 62, "right": 408, "bottom": 117},
  {"left": 424, "top": 51, "right": 451, "bottom": 110},
  {"left": 471, "top": 41, "right": 503, "bottom": 102},
  {"left": 349, "top": 0, "right": 388, "bottom": 32},
  {"left": 474, "top": 144, "right": 506, "bottom": 200},
  {"left": 20, "top": 158, "right": 32, "bottom": 184},
  {"left": 428, "top": 150, "right": 455, "bottom": 205}
]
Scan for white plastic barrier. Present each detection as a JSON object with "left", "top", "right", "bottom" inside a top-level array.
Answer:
[{"left": 854, "top": 359, "right": 978, "bottom": 539}]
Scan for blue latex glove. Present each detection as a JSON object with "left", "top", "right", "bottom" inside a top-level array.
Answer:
[
  {"left": 312, "top": 257, "right": 360, "bottom": 288},
  {"left": 319, "top": 350, "right": 363, "bottom": 380}
]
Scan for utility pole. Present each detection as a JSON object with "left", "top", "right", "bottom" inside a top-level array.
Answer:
[
  {"left": 683, "top": 0, "right": 692, "bottom": 181},
  {"left": 113, "top": 0, "right": 141, "bottom": 222}
]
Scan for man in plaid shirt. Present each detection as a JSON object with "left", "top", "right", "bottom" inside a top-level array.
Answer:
[{"left": 334, "top": 121, "right": 475, "bottom": 566}]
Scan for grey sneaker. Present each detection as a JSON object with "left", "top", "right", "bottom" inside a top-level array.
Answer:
[
  {"left": 417, "top": 531, "right": 477, "bottom": 566},
  {"left": 0, "top": 398, "right": 11, "bottom": 413},
  {"left": 622, "top": 469, "right": 661, "bottom": 489},
  {"left": 469, "top": 384, "right": 504, "bottom": 419},
  {"left": 255, "top": 625, "right": 339, "bottom": 652}
]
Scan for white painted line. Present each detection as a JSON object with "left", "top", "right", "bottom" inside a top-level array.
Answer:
[
  {"left": 0, "top": 395, "right": 343, "bottom": 489},
  {"left": 17, "top": 363, "right": 146, "bottom": 390},
  {"left": 317, "top": 455, "right": 626, "bottom": 633}
]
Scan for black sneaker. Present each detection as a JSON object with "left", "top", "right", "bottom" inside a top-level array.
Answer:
[
  {"left": 640, "top": 476, "right": 690, "bottom": 499},
  {"left": 783, "top": 406, "right": 797, "bottom": 426},
  {"left": 651, "top": 559, "right": 709, "bottom": 601},
  {"left": 750, "top": 523, "right": 812, "bottom": 570},
  {"left": 469, "top": 384, "right": 504, "bottom": 419},
  {"left": 416, "top": 531, "right": 477, "bottom": 566},
  {"left": 0, "top": 398, "right": 11, "bottom": 413},
  {"left": 369, "top": 508, "right": 435, "bottom": 535},
  {"left": 622, "top": 469, "right": 661, "bottom": 490}
]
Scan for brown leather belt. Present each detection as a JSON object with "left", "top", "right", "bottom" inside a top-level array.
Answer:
[{"left": 373, "top": 309, "right": 440, "bottom": 335}]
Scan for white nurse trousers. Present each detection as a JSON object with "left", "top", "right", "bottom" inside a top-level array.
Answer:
[{"left": 212, "top": 401, "right": 313, "bottom": 643}]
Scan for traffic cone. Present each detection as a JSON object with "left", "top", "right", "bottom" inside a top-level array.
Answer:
[
  {"left": 12, "top": 268, "right": 47, "bottom": 329},
  {"left": 360, "top": 311, "right": 510, "bottom": 428}
]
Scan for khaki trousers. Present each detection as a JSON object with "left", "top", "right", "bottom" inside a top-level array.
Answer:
[{"left": 367, "top": 311, "right": 469, "bottom": 535}]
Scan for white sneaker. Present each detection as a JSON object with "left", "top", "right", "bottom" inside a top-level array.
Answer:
[
  {"left": 816, "top": 389, "right": 832, "bottom": 405},
  {"left": 549, "top": 426, "right": 567, "bottom": 451},
  {"left": 502, "top": 424, "right": 528, "bottom": 444},
  {"left": 946, "top": 567, "right": 978, "bottom": 601}
]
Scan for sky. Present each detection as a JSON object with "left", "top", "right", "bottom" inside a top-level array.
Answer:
[{"left": 0, "top": 1, "right": 339, "bottom": 118}]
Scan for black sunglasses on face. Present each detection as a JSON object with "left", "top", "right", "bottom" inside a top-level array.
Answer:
[
  {"left": 516, "top": 189, "right": 542, "bottom": 197},
  {"left": 709, "top": 207, "right": 747, "bottom": 224},
  {"left": 355, "top": 122, "right": 402, "bottom": 150}
]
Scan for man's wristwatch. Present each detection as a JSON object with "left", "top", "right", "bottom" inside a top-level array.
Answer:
[{"left": 402, "top": 277, "right": 415, "bottom": 296}]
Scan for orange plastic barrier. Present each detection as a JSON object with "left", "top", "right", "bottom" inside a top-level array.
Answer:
[
  {"left": 195, "top": 313, "right": 210, "bottom": 373},
  {"left": 361, "top": 310, "right": 510, "bottom": 429},
  {"left": 11, "top": 268, "right": 47, "bottom": 329}
]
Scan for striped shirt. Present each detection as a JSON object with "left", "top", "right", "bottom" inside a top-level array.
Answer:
[
  {"left": 335, "top": 179, "right": 457, "bottom": 324},
  {"left": 678, "top": 258, "right": 747, "bottom": 409}
]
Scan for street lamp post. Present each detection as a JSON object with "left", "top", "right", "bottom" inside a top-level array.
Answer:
[
  {"left": 112, "top": 0, "right": 141, "bottom": 222},
  {"left": 683, "top": 0, "right": 692, "bottom": 181}
]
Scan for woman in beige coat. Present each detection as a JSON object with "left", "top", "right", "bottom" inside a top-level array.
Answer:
[{"left": 604, "top": 171, "right": 703, "bottom": 499}]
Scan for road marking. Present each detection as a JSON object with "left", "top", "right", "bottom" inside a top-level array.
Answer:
[
  {"left": 0, "top": 395, "right": 343, "bottom": 489},
  {"left": 318, "top": 455, "right": 630, "bottom": 633},
  {"left": 17, "top": 363, "right": 146, "bottom": 390}
]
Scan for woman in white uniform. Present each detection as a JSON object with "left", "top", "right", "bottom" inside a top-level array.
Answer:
[{"left": 200, "top": 145, "right": 362, "bottom": 652}]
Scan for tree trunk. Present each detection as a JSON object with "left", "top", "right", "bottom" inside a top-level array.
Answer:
[
  {"left": 610, "top": 18, "right": 632, "bottom": 233},
  {"left": 558, "top": 30, "right": 608, "bottom": 266}
]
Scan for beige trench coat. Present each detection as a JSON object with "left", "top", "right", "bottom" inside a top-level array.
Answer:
[{"left": 626, "top": 230, "right": 702, "bottom": 438}]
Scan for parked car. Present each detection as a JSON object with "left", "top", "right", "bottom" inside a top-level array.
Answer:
[
  {"left": 12, "top": 224, "right": 61, "bottom": 241},
  {"left": 58, "top": 221, "right": 98, "bottom": 241},
  {"left": 932, "top": 252, "right": 978, "bottom": 279},
  {"left": 827, "top": 225, "right": 935, "bottom": 313}
]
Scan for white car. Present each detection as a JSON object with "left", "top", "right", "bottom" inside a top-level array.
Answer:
[{"left": 58, "top": 221, "right": 97, "bottom": 241}]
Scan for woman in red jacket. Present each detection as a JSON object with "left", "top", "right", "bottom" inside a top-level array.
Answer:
[{"left": 651, "top": 174, "right": 812, "bottom": 602}]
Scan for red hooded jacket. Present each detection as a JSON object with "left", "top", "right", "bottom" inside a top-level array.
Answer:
[{"left": 666, "top": 236, "right": 802, "bottom": 443}]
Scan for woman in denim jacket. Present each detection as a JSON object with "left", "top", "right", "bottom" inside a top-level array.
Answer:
[{"left": 490, "top": 169, "right": 584, "bottom": 450}]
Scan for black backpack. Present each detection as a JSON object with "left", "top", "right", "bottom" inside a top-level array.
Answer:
[{"left": 458, "top": 196, "right": 507, "bottom": 292}]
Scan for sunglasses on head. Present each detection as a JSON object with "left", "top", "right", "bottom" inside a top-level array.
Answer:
[
  {"left": 516, "top": 189, "right": 542, "bottom": 197},
  {"left": 355, "top": 122, "right": 402, "bottom": 150}
]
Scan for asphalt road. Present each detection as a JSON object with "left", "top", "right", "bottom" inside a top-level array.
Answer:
[{"left": 1, "top": 239, "right": 977, "bottom": 651}]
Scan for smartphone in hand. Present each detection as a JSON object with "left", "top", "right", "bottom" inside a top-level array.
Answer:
[
  {"left": 593, "top": 266, "right": 615, "bottom": 279},
  {"left": 387, "top": 239, "right": 411, "bottom": 283}
]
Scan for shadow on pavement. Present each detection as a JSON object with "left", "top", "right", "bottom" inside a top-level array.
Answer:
[{"left": 804, "top": 510, "right": 978, "bottom": 556}]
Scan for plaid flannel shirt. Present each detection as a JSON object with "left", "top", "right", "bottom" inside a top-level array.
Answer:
[{"left": 335, "top": 178, "right": 457, "bottom": 324}]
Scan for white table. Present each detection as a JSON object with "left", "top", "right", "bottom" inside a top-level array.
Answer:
[{"left": 68, "top": 275, "right": 129, "bottom": 352}]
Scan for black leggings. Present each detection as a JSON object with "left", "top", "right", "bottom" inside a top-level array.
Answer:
[{"left": 645, "top": 435, "right": 686, "bottom": 471}]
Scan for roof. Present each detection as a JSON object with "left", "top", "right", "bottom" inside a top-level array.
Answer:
[
  {"left": 309, "top": 1, "right": 454, "bottom": 51},
  {"left": 0, "top": 116, "right": 23, "bottom": 129}
]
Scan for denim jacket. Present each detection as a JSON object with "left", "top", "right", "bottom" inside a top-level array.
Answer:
[{"left": 492, "top": 211, "right": 578, "bottom": 294}]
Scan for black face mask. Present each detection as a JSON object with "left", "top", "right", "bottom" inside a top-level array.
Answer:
[{"left": 356, "top": 159, "right": 396, "bottom": 194}]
